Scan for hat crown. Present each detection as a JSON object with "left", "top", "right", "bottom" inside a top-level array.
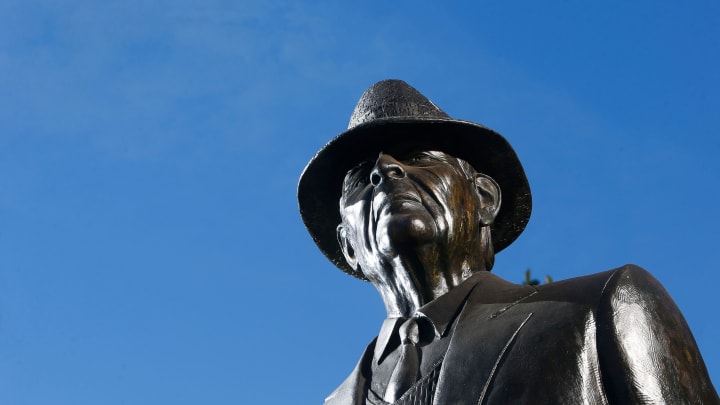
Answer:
[{"left": 348, "top": 80, "right": 450, "bottom": 129}]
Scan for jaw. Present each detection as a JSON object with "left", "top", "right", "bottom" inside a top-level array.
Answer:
[
  {"left": 360, "top": 230, "right": 483, "bottom": 317},
  {"left": 367, "top": 255, "right": 427, "bottom": 318},
  {"left": 347, "top": 188, "right": 479, "bottom": 317},
  {"left": 361, "top": 239, "right": 456, "bottom": 317}
]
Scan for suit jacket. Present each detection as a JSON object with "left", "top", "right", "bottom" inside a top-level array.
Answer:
[{"left": 325, "top": 265, "right": 719, "bottom": 405}]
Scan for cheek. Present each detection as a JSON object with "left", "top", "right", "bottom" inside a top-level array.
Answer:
[
  {"left": 341, "top": 199, "right": 368, "bottom": 230},
  {"left": 432, "top": 175, "right": 468, "bottom": 217},
  {"left": 340, "top": 199, "right": 375, "bottom": 255},
  {"left": 441, "top": 181, "right": 480, "bottom": 232}
]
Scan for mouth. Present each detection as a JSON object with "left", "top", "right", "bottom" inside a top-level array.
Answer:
[
  {"left": 389, "top": 192, "right": 421, "bottom": 203},
  {"left": 372, "top": 189, "right": 423, "bottom": 219}
]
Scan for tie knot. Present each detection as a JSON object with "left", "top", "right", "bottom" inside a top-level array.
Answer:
[
  {"left": 399, "top": 316, "right": 434, "bottom": 346},
  {"left": 399, "top": 318, "right": 419, "bottom": 345}
]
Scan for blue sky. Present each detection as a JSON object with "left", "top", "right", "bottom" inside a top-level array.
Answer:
[{"left": 1, "top": 1, "right": 719, "bottom": 404}]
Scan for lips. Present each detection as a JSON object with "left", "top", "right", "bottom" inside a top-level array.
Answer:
[
  {"left": 372, "top": 188, "right": 422, "bottom": 219},
  {"left": 388, "top": 192, "right": 421, "bottom": 203}
]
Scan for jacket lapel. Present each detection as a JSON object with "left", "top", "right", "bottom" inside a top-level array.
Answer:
[{"left": 433, "top": 272, "right": 536, "bottom": 405}]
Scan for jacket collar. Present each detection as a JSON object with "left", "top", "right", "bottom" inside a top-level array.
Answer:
[{"left": 373, "top": 271, "right": 484, "bottom": 363}]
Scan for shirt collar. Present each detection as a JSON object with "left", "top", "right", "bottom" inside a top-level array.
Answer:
[{"left": 373, "top": 272, "right": 484, "bottom": 363}]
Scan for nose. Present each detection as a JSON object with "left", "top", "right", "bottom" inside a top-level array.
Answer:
[{"left": 370, "top": 153, "right": 405, "bottom": 186}]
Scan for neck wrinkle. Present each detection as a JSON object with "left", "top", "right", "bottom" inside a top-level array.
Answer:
[{"left": 377, "top": 252, "right": 481, "bottom": 318}]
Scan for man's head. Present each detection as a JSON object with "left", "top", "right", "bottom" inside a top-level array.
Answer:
[
  {"left": 298, "top": 80, "right": 531, "bottom": 281},
  {"left": 336, "top": 150, "right": 501, "bottom": 285}
]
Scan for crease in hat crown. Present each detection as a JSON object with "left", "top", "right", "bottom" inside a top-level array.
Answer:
[
  {"left": 348, "top": 80, "right": 450, "bottom": 128},
  {"left": 298, "top": 79, "right": 532, "bottom": 280}
]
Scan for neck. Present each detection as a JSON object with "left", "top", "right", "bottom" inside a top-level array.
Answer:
[{"left": 371, "top": 247, "right": 485, "bottom": 318}]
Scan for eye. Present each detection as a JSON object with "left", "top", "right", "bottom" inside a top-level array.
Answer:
[
  {"left": 343, "top": 162, "right": 371, "bottom": 192},
  {"left": 405, "top": 151, "right": 441, "bottom": 166}
]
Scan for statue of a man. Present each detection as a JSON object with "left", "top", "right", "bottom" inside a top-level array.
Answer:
[{"left": 298, "top": 80, "right": 718, "bottom": 404}]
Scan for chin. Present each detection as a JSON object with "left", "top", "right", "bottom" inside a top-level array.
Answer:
[{"left": 376, "top": 213, "right": 437, "bottom": 255}]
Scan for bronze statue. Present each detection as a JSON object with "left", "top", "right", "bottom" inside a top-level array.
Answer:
[{"left": 298, "top": 80, "right": 719, "bottom": 404}]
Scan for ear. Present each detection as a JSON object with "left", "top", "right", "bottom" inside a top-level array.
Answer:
[
  {"left": 473, "top": 173, "right": 501, "bottom": 226},
  {"left": 336, "top": 224, "right": 359, "bottom": 270}
]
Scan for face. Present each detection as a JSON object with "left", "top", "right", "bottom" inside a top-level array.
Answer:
[{"left": 337, "top": 150, "right": 497, "bottom": 281}]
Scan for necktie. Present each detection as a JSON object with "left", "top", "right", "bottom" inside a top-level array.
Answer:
[{"left": 384, "top": 317, "right": 422, "bottom": 402}]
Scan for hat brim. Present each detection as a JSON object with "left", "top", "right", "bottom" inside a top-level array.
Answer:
[{"left": 298, "top": 117, "right": 531, "bottom": 280}]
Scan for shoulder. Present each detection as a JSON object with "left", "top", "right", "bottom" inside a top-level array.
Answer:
[
  {"left": 546, "top": 263, "right": 651, "bottom": 287},
  {"left": 598, "top": 263, "right": 661, "bottom": 294},
  {"left": 532, "top": 264, "right": 653, "bottom": 306},
  {"left": 594, "top": 264, "right": 671, "bottom": 312},
  {"left": 592, "top": 266, "right": 719, "bottom": 402},
  {"left": 542, "top": 265, "right": 718, "bottom": 402}
]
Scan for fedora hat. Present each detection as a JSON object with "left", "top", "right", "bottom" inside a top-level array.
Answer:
[{"left": 298, "top": 80, "right": 531, "bottom": 280}]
